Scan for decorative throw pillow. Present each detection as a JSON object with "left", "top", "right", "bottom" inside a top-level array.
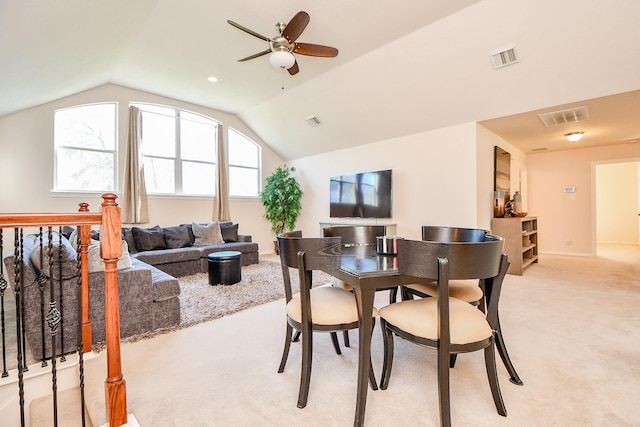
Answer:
[
  {"left": 220, "top": 223, "right": 239, "bottom": 243},
  {"left": 122, "top": 227, "right": 138, "bottom": 253},
  {"left": 163, "top": 225, "right": 192, "bottom": 249},
  {"left": 30, "top": 232, "right": 79, "bottom": 280},
  {"left": 87, "top": 239, "right": 133, "bottom": 273},
  {"left": 192, "top": 221, "right": 225, "bottom": 246},
  {"left": 132, "top": 225, "right": 167, "bottom": 252}
]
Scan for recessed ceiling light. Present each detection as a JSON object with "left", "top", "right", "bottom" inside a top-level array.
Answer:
[{"left": 207, "top": 76, "right": 218, "bottom": 83}]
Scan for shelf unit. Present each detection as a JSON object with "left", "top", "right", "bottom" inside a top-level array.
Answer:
[{"left": 491, "top": 216, "right": 538, "bottom": 275}]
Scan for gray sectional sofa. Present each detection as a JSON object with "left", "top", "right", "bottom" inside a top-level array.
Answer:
[
  {"left": 3, "top": 221, "right": 258, "bottom": 359},
  {"left": 126, "top": 221, "right": 259, "bottom": 277}
]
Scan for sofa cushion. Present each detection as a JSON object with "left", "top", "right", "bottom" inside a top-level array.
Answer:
[
  {"left": 220, "top": 223, "right": 239, "bottom": 243},
  {"left": 132, "top": 225, "right": 167, "bottom": 252},
  {"left": 30, "top": 232, "right": 78, "bottom": 280},
  {"left": 163, "top": 224, "right": 192, "bottom": 249},
  {"left": 87, "top": 240, "right": 133, "bottom": 273},
  {"left": 132, "top": 247, "right": 202, "bottom": 266},
  {"left": 192, "top": 221, "right": 225, "bottom": 246},
  {"left": 129, "top": 259, "right": 181, "bottom": 303}
]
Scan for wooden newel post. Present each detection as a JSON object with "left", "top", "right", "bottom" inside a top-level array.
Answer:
[
  {"left": 78, "top": 202, "right": 93, "bottom": 353},
  {"left": 101, "top": 193, "right": 128, "bottom": 426}
]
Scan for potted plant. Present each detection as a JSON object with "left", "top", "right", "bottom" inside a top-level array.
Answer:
[{"left": 260, "top": 165, "right": 303, "bottom": 252}]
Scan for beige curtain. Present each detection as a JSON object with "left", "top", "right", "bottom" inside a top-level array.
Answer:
[
  {"left": 122, "top": 105, "right": 149, "bottom": 224},
  {"left": 213, "top": 124, "right": 231, "bottom": 220}
]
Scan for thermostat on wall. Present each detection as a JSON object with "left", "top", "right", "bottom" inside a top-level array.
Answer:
[{"left": 563, "top": 186, "right": 576, "bottom": 193}]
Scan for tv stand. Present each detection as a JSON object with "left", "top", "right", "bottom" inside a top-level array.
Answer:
[{"left": 319, "top": 222, "right": 397, "bottom": 236}]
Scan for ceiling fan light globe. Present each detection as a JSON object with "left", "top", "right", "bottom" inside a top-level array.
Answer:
[{"left": 269, "top": 51, "right": 295, "bottom": 69}]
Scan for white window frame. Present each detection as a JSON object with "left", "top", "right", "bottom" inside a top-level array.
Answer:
[
  {"left": 53, "top": 102, "right": 118, "bottom": 194},
  {"left": 228, "top": 127, "right": 262, "bottom": 198},
  {"left": 133, "top": 103, "right": 219, "bottom": 197}
]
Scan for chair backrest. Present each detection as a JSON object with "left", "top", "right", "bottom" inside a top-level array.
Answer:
[
  {"left": 277, "top": 235, "right": 341, "bottom": 302},
  {"left": 398, "top": 236, "right": 504, "bottom": 281},
  {"left": 397, "top": 237, "right": 507, "bottom": 348},
  {"left": 422, "top": 225, "right": 488, "bottom": 243},
  {"left": 279, "top": 230, "right": 303, "bottom": 238},
  {"left": 484, "top": 253, "right": 510, "bottom": 329},
  {"left": 322, "top": 225, "right": 385, "bottom": 246}
]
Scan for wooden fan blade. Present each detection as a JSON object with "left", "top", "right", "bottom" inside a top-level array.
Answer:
[
  {"left": 282, "top": 11, "right": 310, "bottom": 43},
  {"left": 227, "top": 20, "right": 271, "bottom": 42},
  {"left": 287, "top": 60, "right": 299, "bottom": 76},
  {"left": 238, "top": 49, "right": 271, "bottom": 62},
  {"left": 293, "top": 43, "right": 339, "bottom": 58}
]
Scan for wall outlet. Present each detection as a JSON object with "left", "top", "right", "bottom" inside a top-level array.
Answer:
[{"left": 565, "top": 239, "right": 572, "bottom": 245}]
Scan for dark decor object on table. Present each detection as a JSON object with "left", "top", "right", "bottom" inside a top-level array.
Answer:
[{"left": 207, "top": 251, "right": 242, "bottom": 285}]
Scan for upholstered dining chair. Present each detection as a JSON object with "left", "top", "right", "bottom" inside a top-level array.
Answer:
[
  {"left": 281, "top": 230, "right": 345, "bottom": 351},
  {"left": 277, "top": 235, "right": 378, "bottom": 409},
  {"left": 322, "top": 225, "right": 390, "bottom": 346},
  {"left": 379, "top": 237, "right": 509, "bottom": 426},
  {"left": 399, "top": 226, "right": 488, "bottom": 304},
  {"left": 399, "top": 226, "right": 523, "bottom": 385},
  {"left": 323, "top": 224, "right": 399, "bottom": 300}
]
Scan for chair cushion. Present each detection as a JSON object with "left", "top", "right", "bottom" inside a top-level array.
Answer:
[
  {"left": 287, "top": 286, "right": 378, "bottom": 326},
  {"left": 379, "top": 297, "right": 491, "bottom": 345},
  {"left": 406, "top": 279, "right": 483, "bottom": 303}
]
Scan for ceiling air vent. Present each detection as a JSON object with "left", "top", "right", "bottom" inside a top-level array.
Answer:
[
  {"left": 489, "top": 45, "right": 519, "bottom": 69},
  {"left": 538, "top": 106, "right": 589, "bottom": 127},
  {"left": 531, "top": 147, "right": 548, "bottom": 152},
  {"left": 306, "top": 116, "right": 321, "bottom": 127}
]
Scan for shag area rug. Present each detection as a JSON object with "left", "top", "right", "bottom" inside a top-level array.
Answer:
[{"left": 104, "top": 260, "right": 334, "bottom": 346}]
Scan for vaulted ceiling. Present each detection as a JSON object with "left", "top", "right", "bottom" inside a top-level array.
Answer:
[{"left": 1, "top": 0, "right": 639, "bottom": 160}]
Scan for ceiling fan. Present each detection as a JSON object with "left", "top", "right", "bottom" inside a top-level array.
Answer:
[{"left": 227, "top": 11, "right": 338, "bottom": 76}]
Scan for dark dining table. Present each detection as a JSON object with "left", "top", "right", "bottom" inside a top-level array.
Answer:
[
  {"left": 323, "top": 244, "right": 522, "bottom": 427},
  {"left": 322, "top": 245, "right": 415, "bottom": 427}
]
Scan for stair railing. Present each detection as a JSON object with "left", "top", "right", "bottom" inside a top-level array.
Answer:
[{"left": 0, "top": 193, "right": 128, "bottom": 427}]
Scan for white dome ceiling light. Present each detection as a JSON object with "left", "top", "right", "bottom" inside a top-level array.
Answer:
[{"left": 565, "top": 132, "right": 584, "bottom": 142}]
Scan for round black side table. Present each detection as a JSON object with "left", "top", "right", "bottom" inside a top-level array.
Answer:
[{"left": 207, "top": 251, "right": 242, "bottom": 285}]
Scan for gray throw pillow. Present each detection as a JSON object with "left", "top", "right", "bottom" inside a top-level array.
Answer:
[
  {"left": 163, "top": 225, "right": 192, "bottom": 249},
  {"left": 132, "top": 225, "right": 167, "bottom": 252},
  {"left": 220, "top": 223, "right": 239, "bottom": 243},
  {"left": 192, "top": 221, "right": 225, "bottom": 246},
  {"left": 87, "top": 239, "right": 133, "bottom": 272},
  {"left": 30, "top": 232, "right": 79, "bottom": 280}
]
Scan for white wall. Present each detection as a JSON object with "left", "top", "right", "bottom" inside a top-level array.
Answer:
[
  {"left": 526, "top": 143, "right": 640, "bottom": 255},
  {"left": 596, "top": 162, "right": 639, "bottom": 244},
  {"left": 0, "top": 84, "right": 283, "bottom": 254},
  {"left": 289, "top": 122, "right": 527, "bottom": 241}
]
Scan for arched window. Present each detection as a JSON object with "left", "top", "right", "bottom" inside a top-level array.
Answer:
[
  {"left": 54, "top": 103, "right": 117, "bottom": 192},
  {"left": 228, "top": 128, "right": 261, "bottom": 197},
  {"left": 133, "top": 104, "right": 219, "bottom": 196}
]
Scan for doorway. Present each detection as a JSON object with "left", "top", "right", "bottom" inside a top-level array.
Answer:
[{"left": 594, "top": 160, "right": 640, "bottom": 255}]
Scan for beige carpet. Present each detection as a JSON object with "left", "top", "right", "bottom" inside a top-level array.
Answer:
[
  {"left": 94, "top": 261, "right": 333, "bottom": 349},
  {"left": 81, "top": 246, "right": 640, "bottom": 426}
]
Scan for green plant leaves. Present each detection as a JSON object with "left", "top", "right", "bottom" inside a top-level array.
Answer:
[{"left": 260, "top": 165, "right": 303, "bottom": 236}]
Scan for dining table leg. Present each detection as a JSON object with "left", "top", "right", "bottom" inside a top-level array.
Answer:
[{"left": 353, "top": 286, "right": 376, "bottom": 427}]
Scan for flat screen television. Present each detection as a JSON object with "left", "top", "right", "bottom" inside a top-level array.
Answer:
[{"left": 330, "top": 169, "right": 392, "bottom": 218}]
